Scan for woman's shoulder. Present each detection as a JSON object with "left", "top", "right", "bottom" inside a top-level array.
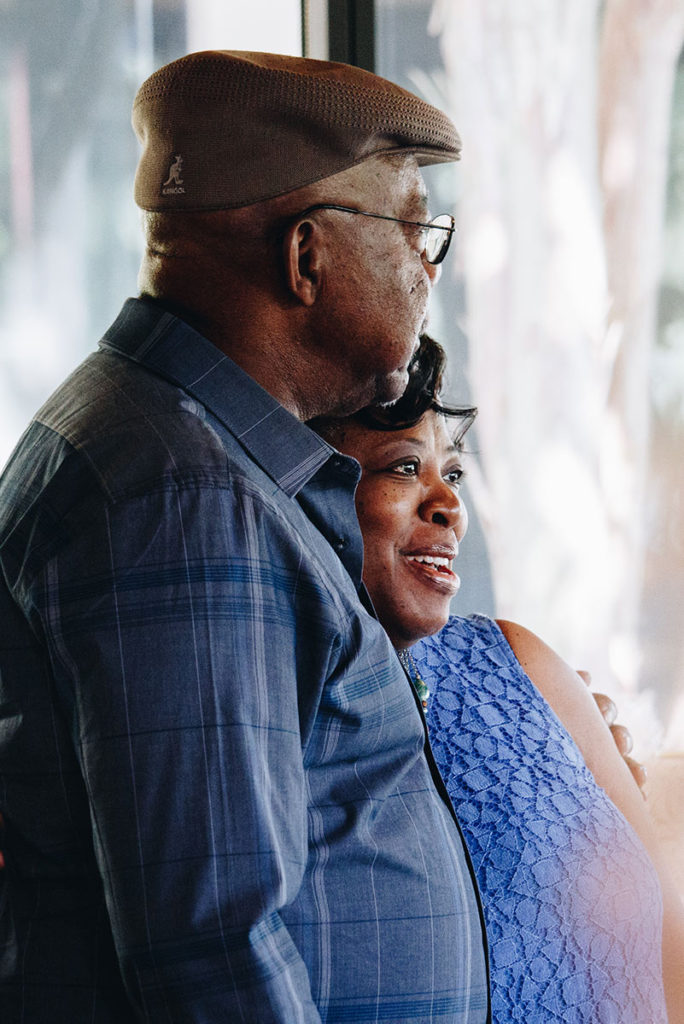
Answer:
[{"left": 493, "top": 619, "right": 610, "bottom": 766}]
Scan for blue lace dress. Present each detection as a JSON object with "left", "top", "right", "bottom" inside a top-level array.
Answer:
[{"left": 414, "top": 615, "right": 667, "bottom": 1023}]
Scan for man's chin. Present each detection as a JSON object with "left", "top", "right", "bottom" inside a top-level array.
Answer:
[
  {"left": 373, "top": 366, "right": 411, "bottom": 408},
  {"left": 319, "top": 365, "right": 409, "bottom": 419}
]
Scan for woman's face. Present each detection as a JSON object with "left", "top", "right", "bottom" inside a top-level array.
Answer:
[{"left": 334, "top": 410, "right": 468, "bottom": 649}]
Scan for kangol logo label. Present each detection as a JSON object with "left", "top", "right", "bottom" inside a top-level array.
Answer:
[{"left": 162, "top": 154, "right": 185, "bottom": 195}]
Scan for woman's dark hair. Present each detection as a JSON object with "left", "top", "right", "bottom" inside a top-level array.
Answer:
[{"left": 353, "top": 333, "right": 477, "bottom": 441}]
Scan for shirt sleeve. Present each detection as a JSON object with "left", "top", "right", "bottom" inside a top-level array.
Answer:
[{"left": 38, "top": 477, "right": 332, "bottom": 1022}]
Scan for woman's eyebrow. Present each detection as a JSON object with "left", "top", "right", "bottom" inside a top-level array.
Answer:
[
  {"left": 381, "top": 437, "right": 425, "bottom": 449},
  {"left": 377, "top": 438, "right": 461, "bottom": 455}
]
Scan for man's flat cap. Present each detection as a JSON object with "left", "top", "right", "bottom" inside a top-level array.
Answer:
[{"left": 132, "top": 50, "right": 461, "bottom": 211}]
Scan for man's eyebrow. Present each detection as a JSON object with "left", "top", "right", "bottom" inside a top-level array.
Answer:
[{"left": 416, "top": 192, "right": 430, "bottom": 215}]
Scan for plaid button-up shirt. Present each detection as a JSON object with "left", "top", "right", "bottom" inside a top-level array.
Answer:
[{"left": 0, "top": 298, "right": 489, "bottom": 1022}]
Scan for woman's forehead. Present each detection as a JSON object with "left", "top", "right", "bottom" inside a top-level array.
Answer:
[{"left": 343, "top": 411, "right": 458, "bottom": 459}]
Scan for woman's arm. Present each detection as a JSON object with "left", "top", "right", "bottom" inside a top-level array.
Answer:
[
  {"left": 577, "top": 668, "right": 648, "bottom": 793},
  {"left": 497, "top": 618, "right": 684, "bottom": 1024}
]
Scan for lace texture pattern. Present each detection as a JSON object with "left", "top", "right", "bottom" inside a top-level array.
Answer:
[{"left": 414, "top": 614, "right": 667, "bottom": 1024}]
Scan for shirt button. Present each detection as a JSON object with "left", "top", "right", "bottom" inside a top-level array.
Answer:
[{"left": 334, "top": 536, "right": 347, "bottom": 552}]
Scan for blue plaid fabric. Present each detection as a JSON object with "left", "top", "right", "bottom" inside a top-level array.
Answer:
[{"left": 0, "top": 298, "right": 489, "bottom": 1023}]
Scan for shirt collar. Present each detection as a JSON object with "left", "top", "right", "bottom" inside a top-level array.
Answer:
[{"left": 100, "top": 297, "right": 343, "bottom": 497}]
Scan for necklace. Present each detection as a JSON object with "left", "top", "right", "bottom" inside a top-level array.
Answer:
[{"left": 397, "top": 649, "right": 430, "bottom": 710}]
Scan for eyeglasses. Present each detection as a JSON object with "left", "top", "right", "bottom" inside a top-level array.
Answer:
[{"left": 290, "top": 204, "right": 456, "bottom": 265}]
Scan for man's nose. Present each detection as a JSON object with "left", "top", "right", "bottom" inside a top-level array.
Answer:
[{"left": 424, "top": 257, "right": 442, "bottom": 287}]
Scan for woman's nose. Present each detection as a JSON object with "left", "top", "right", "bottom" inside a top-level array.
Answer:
[{"left": 418, "top": 482, "right": 465, "bottom": 532}]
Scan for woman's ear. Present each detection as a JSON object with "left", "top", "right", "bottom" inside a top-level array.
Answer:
[{"left": 282, "top": 218, "right": 324, "bottom": 306}]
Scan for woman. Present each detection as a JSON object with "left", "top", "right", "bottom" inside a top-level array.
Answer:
[{"left": 313, "top": 336, "right": 684, "bottom": 1024}]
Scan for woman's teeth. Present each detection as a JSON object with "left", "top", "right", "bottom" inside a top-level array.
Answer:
[{"left": 406, "top": 555, "right": 451, "bottom": 573}]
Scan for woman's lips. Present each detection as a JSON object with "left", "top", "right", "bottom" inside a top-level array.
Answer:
[{"left": 403, "top": 551, "right": 461, "bottom": 594}]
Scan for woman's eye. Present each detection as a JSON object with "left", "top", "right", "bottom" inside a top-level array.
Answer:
[
  {"left": 388, "top": 459, "right": 419, "bottom": 477},
  {"left": 444, "top": 467, "right": 464, "bottom": 486}
]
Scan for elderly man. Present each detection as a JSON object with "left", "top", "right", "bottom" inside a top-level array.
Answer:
[{"left": 0, "top": 52, "right": 489, "bottom": 1022}]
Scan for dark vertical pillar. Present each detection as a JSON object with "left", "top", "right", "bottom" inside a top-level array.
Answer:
[{"left": 328, "top": 0, "right": 375, "bottom": 71}]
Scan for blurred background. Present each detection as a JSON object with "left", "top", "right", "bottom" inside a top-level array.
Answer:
[{"left": 2, "top": 0, "right": 683, "bottom": 878}]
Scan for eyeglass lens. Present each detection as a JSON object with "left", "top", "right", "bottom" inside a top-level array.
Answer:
[{"left": 425, "top": 214, "right": 455, "bottom": 265}]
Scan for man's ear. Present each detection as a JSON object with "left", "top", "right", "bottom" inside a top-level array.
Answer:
[{"left": 282, "top": 219, "right": 324, "bottom": 306}]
